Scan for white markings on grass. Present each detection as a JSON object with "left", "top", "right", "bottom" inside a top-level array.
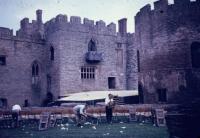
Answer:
[
  {"left": 103, "top": 133, "right": 110, "bottom": 136},
  {"left": 85, "top": 122, "right": 92, "bottom": 125}
]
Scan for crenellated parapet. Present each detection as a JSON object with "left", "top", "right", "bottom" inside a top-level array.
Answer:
[
  {"left": 16, "top": 9, "right": 44, "bottom": 40},
  {"left": 70, "top": 16, "right": 81, "bottom": 24},
  {"left": 137, "top": 0, "right": 199, "bottom": 22},
  {"left": 135, "top": 0, "right": 200, "bottom": 28},
  {"left": 83, "top": 18, "right": 94, "bottom": 26},
  {"left": 45, "top": 15, "right": 118, "bottom": 36},
  {"left": 0, "top": 27, "right": 13, "bottom": 38},
  {"left": 135, "top": 0, "right": 200, "bottom": 48}
]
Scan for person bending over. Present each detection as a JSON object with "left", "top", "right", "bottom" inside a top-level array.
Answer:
[{"left": 73, "top": 104, "right": 89, "bottom": 126}]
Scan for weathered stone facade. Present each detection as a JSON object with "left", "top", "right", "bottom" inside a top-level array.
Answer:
[
  {"left": 0, "top": 10, "right": 137, "bottom": 107},
  {"left": 0, "top": 0, "right": 200, "bottom": 107},
  {"left": 136, "top": 0, "right": 200, "bottom": 103}
]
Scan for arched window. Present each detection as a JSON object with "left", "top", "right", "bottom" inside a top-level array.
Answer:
[
  {"left": 50, "top": 47, "right": 54, "bottom": 61},
  {"left": 88, "top": 39, "right": 97, "bottom": 51},
  {"left": 32, "top": 61, "right": 39, "bottom": 85},
  {"left": 32, "top": 62, "right": 39, "bottom": 77},
  {"left": 191, "top": 42, "right": 200, "bottom": 68},
  {"left": 32, "top": 65, "right": 35, "bottom": 76},
  {"left": 36, "top": 64, "right": 39, "bottom": 76}
]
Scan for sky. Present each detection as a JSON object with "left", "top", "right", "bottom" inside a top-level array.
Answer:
[{"left": 0, "top": 0, "right": 175, "bottom": 33}]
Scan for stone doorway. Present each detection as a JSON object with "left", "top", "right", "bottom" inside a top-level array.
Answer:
[{"left": 108, "top": 77, "right": 116, "bottom": 89}]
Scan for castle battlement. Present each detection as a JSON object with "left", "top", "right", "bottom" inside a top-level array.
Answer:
[
  {"left": 174, "top": 0, "right": 190, "bottom": 5},
  {"left": 83, "top": 18, "right": 94, "bottom": 26},
  {"left": 20, "top": 18, "right": 29, "bottom": 30},
  {"left": 136, "top": 0, "right": 200, "bottom": 17},
  {"left": 45, "top": 14, "right": 120, "bottom": 36},
  {"left": 153, "top": 0, "right": 168, "bottom": 10},
  {"left": 70, "top": 16, "right": 81, "bottom": 24},
  {"left": 0, "top": 27, "right": 13, "bottom": 38},
  {"left": 56, "top": 14, "right": 68, "bottom": 23},
  {"left": 16, "top": 10, "right": 45, "bottom": 41},
  {"left": 140, "top": 4, "right": 151, "bottom": 14},
  {"left": 135, "top": 0, "right": 200, "bottom": 42}
]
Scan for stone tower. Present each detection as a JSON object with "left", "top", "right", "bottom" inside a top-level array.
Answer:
[{"left": 135, "top": 0, "right": 200, "bottom": 103}]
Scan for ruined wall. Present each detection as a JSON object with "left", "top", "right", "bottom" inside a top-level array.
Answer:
[{"left": 135, "top": 0, "right": 200, "bottom": 103}]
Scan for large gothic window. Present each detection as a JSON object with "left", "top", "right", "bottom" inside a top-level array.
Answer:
[
  {"left": 32, "top": 61, "right": 39, "bottom": 84},
  {"left": 50, "top": 47, "right": 54, "bottom": 61},
  {"left": 88, "top": 39, "right": 97, "bottom": 51},
  {"left": 191, "top": 42, "right": 200, "bottom": 68}
]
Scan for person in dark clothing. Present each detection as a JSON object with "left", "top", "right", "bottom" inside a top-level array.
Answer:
[{"left": 105, "top": 94, "right": 115, "bottom": 124}]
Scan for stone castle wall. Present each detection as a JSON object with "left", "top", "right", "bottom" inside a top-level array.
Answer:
[
  {"left": 0, "top": 27, "right": 47, "bottom": 106},
  {"left": 45, "top": 15, "right": 136, "bottom": 96},
  {"left": 1, "top": 0, "right": 199, "bottom": 106},
  {"left": 135, "top": 0, "right": 200, "bottom": 103},
  {"left": 0, "top": 11, "right": 137, "bottom": 107}
]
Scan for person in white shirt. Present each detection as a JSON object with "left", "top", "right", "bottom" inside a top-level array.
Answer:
[
  {"left": 11, "top": 104, "right": 21, "bottom": 127},
  {"left": 73, "top": 104, "right": 88, "bottom": 126},
  {"left": 105, "top": 94, "right": 115, "bottom": 124}
]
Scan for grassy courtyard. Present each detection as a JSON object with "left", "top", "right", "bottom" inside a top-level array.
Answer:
[{"left": 0, "top": 122, "right": 169, "bottom": 138}]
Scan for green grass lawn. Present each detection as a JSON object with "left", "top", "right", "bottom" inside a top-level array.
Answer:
[{"left": 0, "top": 122, "right": 169, "bottom": 138}]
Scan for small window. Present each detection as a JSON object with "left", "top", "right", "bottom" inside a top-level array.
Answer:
[
  {"left": 50, "top": 47, "right": 54, "bottom": 61},
  {"left": 0, "top": 56, "right": 6, "bottom": 65},
  {"left": 36, "top": 64, "right": 39, "bottom": 76},
  {"left": 32, "top": 65, "right": 35, "bottom": 76},
  {"left": 88, "top": 39, "right": 97, "bottom": 51},
  {"left": 32, "top": 62, "right": 39, "bottom": 77},
  {"left": 108, "top": 77, "right": 116, "bottom": 89},
  {"left": 32, "top": 61, "right": 39, "bottom": 85},
  {"left": 157, "top": 89, "right": 167, "bottom": 102},
  {"left": 117, "top": 43, "right": 122, "bottom": 49},
  {"left": 137, "top": 50, "right": 140, "bottom": 72},
  {"left": 0, "top": 98, "right": 7, "bottom": 108},
  {"left": 191, "top": 42, "right": 200, "bottom": 68},
  {"left": 47, "top": 75, "right": 51, "bottom": 92},
  {"left": 81, "top": 66, "right": 95, "bottom": 79},
  {"left": 24, "top": 99, "right": 29, "bottom": 107}
]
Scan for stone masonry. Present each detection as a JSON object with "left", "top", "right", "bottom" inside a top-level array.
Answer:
[
  {"left": 136, "top": 0, "right": 200, "bottom": 103},
  {"left": 0, "top": 10, "right": 137, "bottom": 107},
  {"left": 0, "top": 0, "right": 200, "bottom": 107}
]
